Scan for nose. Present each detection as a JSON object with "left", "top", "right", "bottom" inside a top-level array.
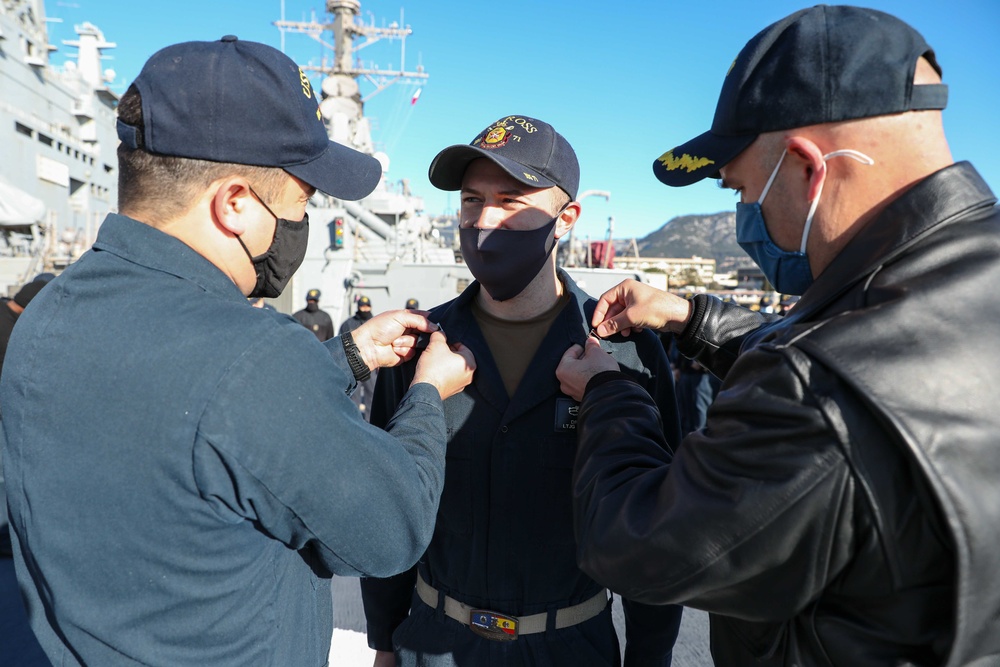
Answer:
[{"left": 469, "top": 205, "right": 505, "bottom": 230}]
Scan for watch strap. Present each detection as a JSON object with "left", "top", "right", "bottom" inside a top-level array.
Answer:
[{"left": 342, "top": 331, "right": 372, "bottom": 382}]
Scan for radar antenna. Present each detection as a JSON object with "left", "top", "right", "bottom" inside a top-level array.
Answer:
[{"left": 275, "top": 1, "right": 428, "bottom": 103}]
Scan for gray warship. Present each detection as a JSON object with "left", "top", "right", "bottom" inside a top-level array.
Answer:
[
  {"left": 0, "top": 0, "right": 118, "bottom": 294},
  {"left": 1, "top": 0, "right": 646, "bottom": 317}
]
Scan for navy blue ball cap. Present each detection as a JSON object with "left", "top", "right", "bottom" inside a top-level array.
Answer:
[
  {"left": 653, "top": 5, "right": 948, "bottom": 187},
  {"left": 653, "top": 131, "right": 756, "bottom": 188},
  {"left": 32, "top": 272, "right": 56, "bottom": 283},
  {"left": 116, "top": 36, "right": 381, "bottom": 201},
  {"left": 429, "top": 115, "right": 580, "bottom": 200},
  {"left": 306, "top": 288, "right": 321, "bottom": 301},
  {"left": 13, "top": 280, "right": 46, "bottom": 308}
]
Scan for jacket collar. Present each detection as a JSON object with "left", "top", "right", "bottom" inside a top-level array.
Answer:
[
  {"left": 788, "top": 162, "right": 996, "bottom": 323},
  {"left": 432, "top": 268, "right": 595, "bottom": 346},
  {"left": 430, "top": 269, "right": 596, "bottom": 417},
  {"left": 93, "top": 213, "right": 248, "bottom": 303}
]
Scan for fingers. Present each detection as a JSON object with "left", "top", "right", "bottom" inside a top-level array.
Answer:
[
  {"left": 560, "top": 343, "right": 584, "bottom": 364},
  {"left": 555, "top": 338, "right": 615, "bottom": 401},
  {"left": 430, "top": 334, "right": 474, "bottom": 368},
  {"left": 421, "top": 334, "right": 474, "bottom": 368},
  {"left": 594, "top": 312, "right": 633, "bottom": 339},
  {"left": 392, "top": 321, "right": 444, "bottom": 351},
  {"left": 414, "top": 337, "right": 477, "bottom": 400},
  {"left": 393, "top": 310, "right": 439, "bottom": 334},
  {"left": 592, "top": 280, "right": 641, "bottom": 336},
  {"left": 582, "top": 336, "right": 604, "bottom": 357},
  {"left": 592, "top": 279, "right": 634, "bottom": 325},
  {"left": 390, "top": 335, "right": 419, "bottom": 362},
  {"left": 427, "top": 329, "right": 448, "bottom": 350},
  {"left": 451, "top": 341, "right": 476, "bottom": 370},
  {"left": 592, "top": 295, "right": 612, "bottom": 330}
]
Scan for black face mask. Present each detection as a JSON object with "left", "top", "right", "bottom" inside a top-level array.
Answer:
[
  {"left": 356, "top": 309, "right": 373, "bottom": 321},
  {"left": 459, "top": 217, "right": 557, "bottom": 302},
  {"left": 237, "top": 188, "right": 310, "bottom": 299}
]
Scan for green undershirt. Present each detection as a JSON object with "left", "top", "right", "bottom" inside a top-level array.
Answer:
[{"left": 472, "top": 290, "right": 572, "bottom": 398}]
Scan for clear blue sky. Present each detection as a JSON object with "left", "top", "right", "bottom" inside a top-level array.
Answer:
[{"left": 44, "top": 0, "right": 1000, "bottom": 242}]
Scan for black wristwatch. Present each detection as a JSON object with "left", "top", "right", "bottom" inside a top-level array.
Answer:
[{"left": 341, "top": 331, "right": 371, "bottom": 382}]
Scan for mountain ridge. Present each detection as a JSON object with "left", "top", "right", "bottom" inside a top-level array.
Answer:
[{"left": 632, "top": 211, "right": 752, "bottom": 271}]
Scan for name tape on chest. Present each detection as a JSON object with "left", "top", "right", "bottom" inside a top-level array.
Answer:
[{"left": 554, "top": 398, "right": 579, "bottom": 432}]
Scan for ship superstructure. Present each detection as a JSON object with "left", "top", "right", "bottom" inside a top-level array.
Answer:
[
  {"left": 0, "top": 0, "right": 119, "bottom": 292},
  {"left": 270, "top": 0, "right": 459, "bottom": 322},
  {"left": 1, "top": 0, "right": 643, "bottom": 312}
]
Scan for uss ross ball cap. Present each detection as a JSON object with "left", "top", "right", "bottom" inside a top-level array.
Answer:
[
  {"left": 653, "top": 5, "right": 948, "bottom": 187},
  {"left": 116, "top": 35, "right": 382, "bottom": 200},
  {"left": 429, "top": 115, "right": 580, "bottom": 200}
]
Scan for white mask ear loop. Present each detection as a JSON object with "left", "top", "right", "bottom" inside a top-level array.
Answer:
[
  {"left": 799, "top": 149, "right": 876, "bottom": 253},
  {"left": 757, "top": 149, "right": 787, "bottom": 206}
]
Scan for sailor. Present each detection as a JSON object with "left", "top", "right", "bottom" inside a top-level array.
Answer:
[
  {"left": 0, "top": 36, "right": 475, "bottom": 667},
  {"left": 293, "top": 287, "right": 335, "bottom": 341},
  {"left": 556, "top": 6, "right": 999, "bottom": 665},
  {"left": 0, "top": 275, "right": 52, "bottom": 381},
  {"left": 340, "top": 294, "right": 374, "bottom": 334},
  {"left": 361, "top": 115, "right": 683, "bottom": 666}
]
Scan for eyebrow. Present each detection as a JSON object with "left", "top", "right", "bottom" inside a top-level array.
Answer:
[{"left": 460, "top": 186, "right": 529, "bottom": 198}]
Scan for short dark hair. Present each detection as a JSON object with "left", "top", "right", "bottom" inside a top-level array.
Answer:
[
  {"left": 550, "top": 188, "right": 571, "bottom": 214},
  {"left": 117, "top": 86, "right": 288, "bottom": 220}
]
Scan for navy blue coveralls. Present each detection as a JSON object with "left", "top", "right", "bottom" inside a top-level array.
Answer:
[
  {"left": 361, "top": 272, "right": 684, "bottom": 666},
  {"left": 1, "top": 214, "right": 448, "bottom": 667}
]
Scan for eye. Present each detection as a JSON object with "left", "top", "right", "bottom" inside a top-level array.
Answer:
[{"left": 716, "top": 179, "right": 741, "bottom": 198}]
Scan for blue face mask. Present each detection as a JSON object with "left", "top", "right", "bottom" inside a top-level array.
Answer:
[{"left": 736, "top": 148, "right": 874, "bottom": 295}]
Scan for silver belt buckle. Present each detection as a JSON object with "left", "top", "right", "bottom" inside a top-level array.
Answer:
[{"left": 469, "top": 609, "right": 518, "bottom": 641}]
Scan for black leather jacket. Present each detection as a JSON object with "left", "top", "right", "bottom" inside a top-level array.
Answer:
[{"left": 573, "top": 163, "right": 1000, "bottom": 666}]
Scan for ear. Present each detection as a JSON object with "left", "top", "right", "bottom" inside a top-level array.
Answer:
[
  {"left": 785, "top": 136, "right": 826, "bottom": 203},
  {"left": 554, "top": 201, "right": 582, "bottom": 240},
  {"left": 211, "top": 177, "right": 253, "bottom": 236}
]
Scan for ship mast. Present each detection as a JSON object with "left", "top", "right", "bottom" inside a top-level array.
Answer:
[{"left": 274, "top": 1, "right": 428, "bottom": 155}]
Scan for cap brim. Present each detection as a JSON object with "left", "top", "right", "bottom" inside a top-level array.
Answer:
[
  {"left": 652, "top": 130, "right": 757, "bottom": 187},
  {"left": 428, "top": 145, "right": 557, "bottom": 192},
  {"left": 285, "top": 140, "right": 382, "bottom": 201}
]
